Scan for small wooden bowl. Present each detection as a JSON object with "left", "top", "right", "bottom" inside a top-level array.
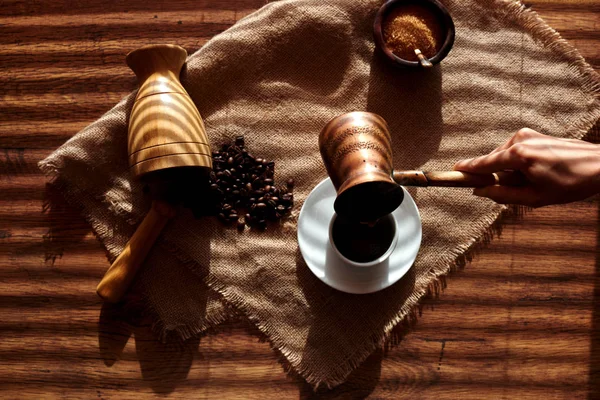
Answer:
[{"left": 373, "top": 0, "right": 455, "bottom": 68}]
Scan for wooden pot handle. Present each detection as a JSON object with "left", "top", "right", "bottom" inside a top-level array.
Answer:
[
  {"left": 392, "top": 170, "right": 528, "bottom": 188},
  {"left": 96, "top": 200, "right": 176, "bottom": 303}
]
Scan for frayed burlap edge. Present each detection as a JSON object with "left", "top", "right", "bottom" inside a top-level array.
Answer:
[
  {"left": 495, "top": 0, "right": 600, "bottom": 141},
  {"left": 37, "top": 171, "right": 124, "bottom": 264}
]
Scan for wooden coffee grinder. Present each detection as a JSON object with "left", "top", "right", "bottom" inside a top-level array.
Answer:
[{"left": 96, "top": 44, "right": 212, "bottom": 303}]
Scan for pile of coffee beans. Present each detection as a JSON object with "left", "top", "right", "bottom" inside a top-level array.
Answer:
[{"left": 194, "top": 135, "right": 294, "bottom": 231}]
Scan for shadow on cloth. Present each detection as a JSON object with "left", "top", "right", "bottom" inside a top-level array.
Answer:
[
  {"left": 366, "top": 52, "right": 445, "bottom": 203},
  {"left": 295, "top": 248, "right": 416, "bottom": 395},
  {"left": 181, "top": 4, "right": 353, "bottom": 120}
]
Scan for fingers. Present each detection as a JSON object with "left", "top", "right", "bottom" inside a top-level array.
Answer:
[
  {"left": 454, "top": 128, "right": 543, "bottom": 172},
  {"left": 491, "top": 128, "right": 541, "bottom": 154},
  {"left": 454, "top": 148, "right": 527, "bottom": 173},
  {"left": 473, "top": 185, "right": 545, "bottom": 207}
]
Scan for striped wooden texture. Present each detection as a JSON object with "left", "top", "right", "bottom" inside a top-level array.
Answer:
[{"left": 1, "top": 0, "right": 598, "bottom": 398}]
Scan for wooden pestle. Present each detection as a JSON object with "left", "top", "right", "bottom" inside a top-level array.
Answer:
[
  {"left": 96, "top": 199, "right": 176, "bottom": 303},
  {"left": 96, "top": 44, "right": 212, "bottom": 303}
]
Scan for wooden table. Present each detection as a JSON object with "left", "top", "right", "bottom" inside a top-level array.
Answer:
[{"left": 1, "top": 1, "right": 598, "bottom": 398}]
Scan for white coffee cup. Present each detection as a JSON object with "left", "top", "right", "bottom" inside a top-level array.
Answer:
[{"left": 328, "top": 212, "right": 398, "bottom": 267}]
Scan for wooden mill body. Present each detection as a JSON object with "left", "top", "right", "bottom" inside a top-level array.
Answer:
[
  {"left": 96, "top": 44, "right": 212, "bottom": 303},
  {"left": 126, "top": 44, "right": 212, "bottom": 178}
]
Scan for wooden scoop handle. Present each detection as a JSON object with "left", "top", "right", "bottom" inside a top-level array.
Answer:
[
  {"left": 96, "top": 200, "right": 176, "bottom": 303},
  {"left": 392, "top": 170, "right": 528, "bottom": 188}
]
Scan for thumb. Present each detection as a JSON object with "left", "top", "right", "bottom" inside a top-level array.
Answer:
[{"left": 473, "top": 186, "right": 544, "bottom": 208}]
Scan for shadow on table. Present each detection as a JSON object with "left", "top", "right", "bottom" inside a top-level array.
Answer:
[{"left": 98, "top": 301, "right": 204, "bottom": 395}]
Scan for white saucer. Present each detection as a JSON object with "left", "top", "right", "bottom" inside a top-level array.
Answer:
[{"left": 297, "top": 178, "right": 422, "bottom": 294}]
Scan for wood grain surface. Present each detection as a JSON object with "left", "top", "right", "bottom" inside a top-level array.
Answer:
[{"left": 1, "top": 0, "right": 598, "bottom": 398}]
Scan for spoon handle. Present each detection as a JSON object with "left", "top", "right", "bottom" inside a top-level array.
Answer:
[
  {"left": 392, "top": 170, "right": 528, "bottom": 188},
  {"left": 414, "top": 49, "right": 433, "bottom": 68}
]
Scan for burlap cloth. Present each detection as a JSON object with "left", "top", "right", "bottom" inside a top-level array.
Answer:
[{"left": 40, "top": 0, "right": 600, "bottom": 388}]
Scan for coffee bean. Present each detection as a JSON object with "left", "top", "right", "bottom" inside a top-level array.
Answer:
[
  {"left": 287, "top": 179, "right": 295, "bottom": 189},
  {"left": 228, "top": 145, "right": 241, "bottom": 154},
  {"left": 252, "top": 177, "right": 263, "bottom": 188},
  {"left": 200, "top": 135, "right": 293, "bottom": 230}
]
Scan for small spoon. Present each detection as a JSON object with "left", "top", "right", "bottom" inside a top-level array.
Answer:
[{"left": 415, "top": 49, "right": 433, "bottom": 68}]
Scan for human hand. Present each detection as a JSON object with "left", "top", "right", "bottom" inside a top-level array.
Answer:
[{"left": 453, "top": 128, "right": 600, "bottom": 207}]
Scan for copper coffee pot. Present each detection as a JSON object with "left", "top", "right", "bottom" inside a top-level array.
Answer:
[{"left": 319, "top": 112, "right": 526, "bottom": 223}]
